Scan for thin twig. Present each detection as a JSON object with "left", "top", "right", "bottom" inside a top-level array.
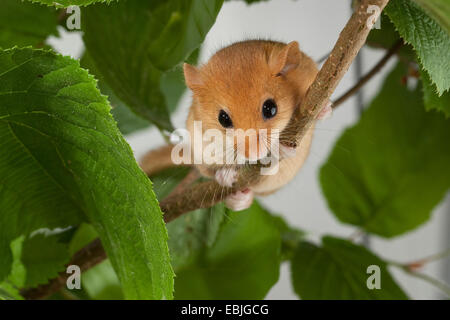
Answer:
[
  {"left": 390, "top": 264, "right": 450, "bottom": 298},
  {"left": 332, "top": 39, "right": 404, "bottom": 108},
  {"left": 388, "top": 248, "right": 450, "bottom": 271}
]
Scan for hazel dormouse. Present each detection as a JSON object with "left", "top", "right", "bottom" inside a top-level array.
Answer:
[{"left": 181, "top": 40, "right": 332, "bottom": 211}]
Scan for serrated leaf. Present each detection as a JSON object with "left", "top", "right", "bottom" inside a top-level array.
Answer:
[
  {"left": 68, "top": 223, "right": 98, "bottom": 256},
  {"left": 366, "top": 14, "right": 415, "bottom": 61},
  {"left": 421, "top": 68, "right": 450, "bottom": 118},
  {"left": 82, "top": 0, "right": 223, "bottom": 131},
  {"left": 80, "top": 50, "right": 191, "bottom": 135},
  {"left": 173, "top": 202, "right": 282, "bottom": 299},
  {"left": 0, "top": 47, "right": 173, "bottom": 299},
  {"left": 168, "top": 204, "right": 226, "bottom": 272},
  {"left": 0, "top": 0, "right": 59, "bottom": 49},
  {"left": 385, "top": 0, "right": 450, "bottom": 94},
  {"left": 21, "top": 233, "right": 70, "bottom": 288},
  {"left": 413, "top": 0, "right": 450, "bottom": 34},
  {"left": 150, "top": 166, "right": 226, "bottom": 269},
  {"left": 291, "top": 236, "right": 408, "bottom": 300},
  {"left": 320, "top": 62, "right": 450, "bottom": 237}
]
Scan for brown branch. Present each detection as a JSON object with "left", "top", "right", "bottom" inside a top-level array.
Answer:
[
  {"left": 22, "top": 0, "right": 391, "bottom": 300},
  {"left": 332, "top": 39, "right": 404, "bottom": 108}
]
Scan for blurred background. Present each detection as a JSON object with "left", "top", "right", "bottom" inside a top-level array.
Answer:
[{"left": 49, "top": 0, "right": 449, "bottom": 299}]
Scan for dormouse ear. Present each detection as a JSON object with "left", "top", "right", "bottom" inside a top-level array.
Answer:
[
  {"left": 270, "top": 41, "right": 301, "bottom": 76},
  {"left": 183, "top": 63, "right": 203, "bottom": 89}
]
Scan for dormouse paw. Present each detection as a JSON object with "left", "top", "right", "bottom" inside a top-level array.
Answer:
[
  {"left": 317, "top": 100, "right": 333, "bottom": 120},
  {"left": 225, "top": 188, "right": 254, "bottom": 211},
  {"left": 215, "top": 167, "right": 238, "bottom": 187}
]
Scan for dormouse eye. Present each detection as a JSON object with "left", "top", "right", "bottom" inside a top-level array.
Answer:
[
  {"left": 262, "top": 99, "right": 277, "bottom": 119},
  {"left": 218, "top": 109, "right": 233, "bottom": 128}
]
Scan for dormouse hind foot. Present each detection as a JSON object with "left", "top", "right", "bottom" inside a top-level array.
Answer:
[
  {"left": 215, "top": 167, "right": 238, "bottom": 187},
  {"left": 225, "top": 188, "right": 254, "bottom": 211}
]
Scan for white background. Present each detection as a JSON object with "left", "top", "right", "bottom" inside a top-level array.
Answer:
[{"left": 49, "top": 0, "right": 450, "bottom": 299}]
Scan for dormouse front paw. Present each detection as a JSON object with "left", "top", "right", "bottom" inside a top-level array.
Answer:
[
  {"left": 317, "top": 100, "right": 333, "bottom": 120},
  {"left": 215, "top": 167, "right": 238, "bottom": 187},
  {"left": 225, "top": 188, "right": 254, "bottom": 211}
]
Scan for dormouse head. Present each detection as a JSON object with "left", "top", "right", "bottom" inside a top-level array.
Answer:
[{"left": 184, "top": 40, "right": 311, "bottom": 162}]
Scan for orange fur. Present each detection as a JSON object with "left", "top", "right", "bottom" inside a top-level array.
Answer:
[{"left": 184, "top": 40, "right": 318, "bottom": 194}]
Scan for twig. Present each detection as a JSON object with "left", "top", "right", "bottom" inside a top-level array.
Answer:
[
  {"left": 390, "top": 263, "right": 450, "bottom": 298},
  {"left": 332, "top": 39, "right": 404, "bottom": 108},
  {"left": 21, "top": 0, "right": 391, "bottom": 300},
  {"left": 389, "top": 248, "right": 450, "bottom": 271}
]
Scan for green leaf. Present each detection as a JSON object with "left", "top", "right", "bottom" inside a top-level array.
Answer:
[
  {"left": 421, "top": 69, "right": 450, "bottom": 118},
  {"left": 150, "top": 166, "right": 191, "bottom": 200},
  {"left": 82, "top": 260, "right": 123, "bottom": 300},
  {"left": 26, "top": 0, "right": 116, "bottom": 8},
  {"left": 80, "top": 53, "right": 151, "bottom": 135},
  {"left": 413, "top": 0, "right": 450, "bottom": 34},
  {"left": 21, "top": 233, "right": 70, "bottom": 288},
  {"left": 0, "top": 282, "right": 23, "bottom": 300},
  {"left": 67, "top": 223, "right": 124, "bottom": 300},
  {"left": 80, "top": 50, "right": 192, "bottom": 135},
  {"left": 385, "top": 0, "right": 450, "bottom": 94},
  {"left": 320, "top": 62, "right": 450, "bottom": 237},
  {"left": 366, "top": 14, "right": 415, "bottom": 62},
  {"left": 168, "top": 204, "right": 226, "bottom": 272},
  {"left": 272, "top": 215, "right": 306, "bottom": 261},
  {"left": 291, "top": 236, "right": 408, "bottom": 299},
  {"left": 68, "top": 223, "right": 98, "bottom": 256},
  {"left": 0, "top": 47, "right": 173, "bottom": 299},
  {"left": 172, "top": 202, "right": 282, "bottom": 299},
  {"left": 150, "top": 166, "right": 228, "bottom": 271},
  {"left": 82, "top": 0, "right": 223, "bottom": 131},
  {"left": 0, "top": 0, "right": 59, "bottom": 49}
]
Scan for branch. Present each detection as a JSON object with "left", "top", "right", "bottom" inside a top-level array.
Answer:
[
  {"left": 389, "top": 263, "right": 450, "bottom": 298},
  {"left": 22, "top": 0, "right": 391, "bottom": 300}
]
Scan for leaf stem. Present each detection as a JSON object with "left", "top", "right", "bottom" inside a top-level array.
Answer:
[
  {"left": 390, "top": 263, "right": 450, "bottom": 298},
  {"left": 406, "top": 248, "right": 450, "bottom": 266}
]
